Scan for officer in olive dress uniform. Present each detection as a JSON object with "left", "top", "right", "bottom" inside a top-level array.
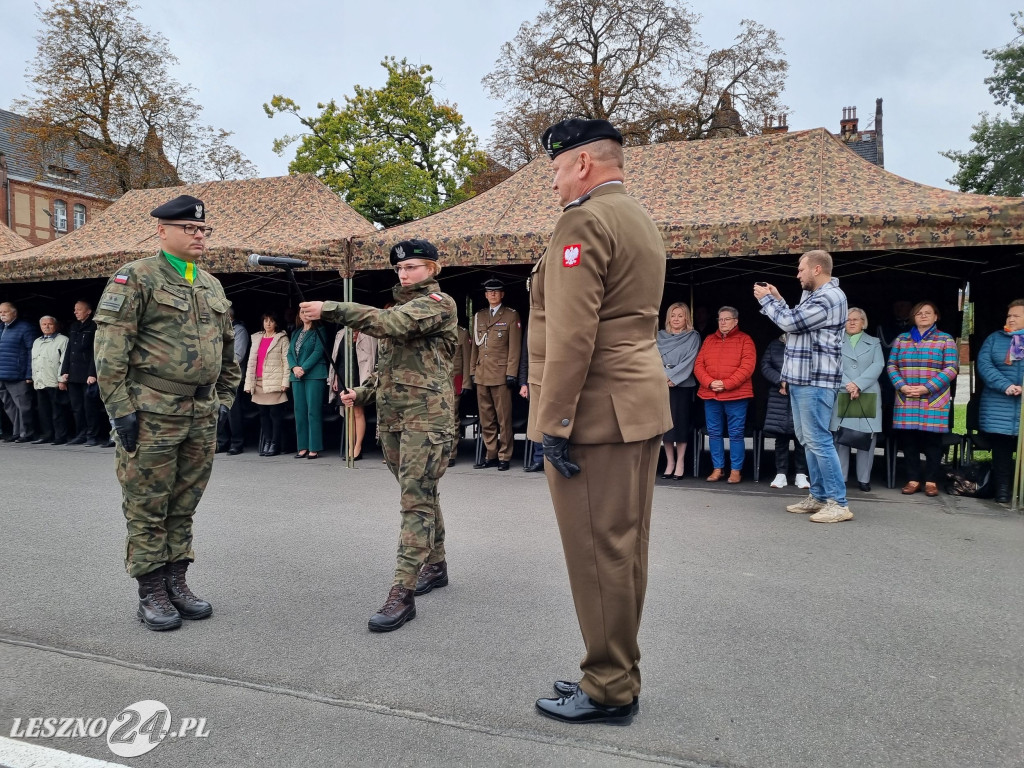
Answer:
[
  {"left": 528, "top": 119, "right": 672, "bottom": 724},
  {"left": 298, "top": 239, "right": 458, "bottom": 633},
  {"left": 94, "top": 195, "right": 240, "bottom": 632},
  {"left": 470, "top": 278, "right": 521, "bottom": 470}
]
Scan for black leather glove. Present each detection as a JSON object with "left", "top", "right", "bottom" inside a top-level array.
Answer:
[
  {"left": 219, "top": 404, "right": 230, "bottom": 420},
  {"left": 112, "top": 412, "right": 139, "bottom": 452},
  {"left": 542, "top": 433, "right": 580, "bottom": 479},
  {"left": 507, "top": 375, "right": 517, "bottom": 386}
]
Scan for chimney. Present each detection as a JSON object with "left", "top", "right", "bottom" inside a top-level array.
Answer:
[
  {"left": 761, "top": 113, "right": 790, "bottom": 135},
  {"left": 874, "top": 98, "right": 884, "bottom": 168},
  {"left": 840, "top": 106, "right": 858, "bottom": 138}
]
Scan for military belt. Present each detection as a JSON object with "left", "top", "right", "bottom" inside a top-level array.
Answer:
[{"left": 128, "top": 369, "right": 214, "bottom": 398}]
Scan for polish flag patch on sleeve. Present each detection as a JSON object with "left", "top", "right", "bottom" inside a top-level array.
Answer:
[
  {"left": 113, "top": 274, "right": 130, "bottom": 284},
  {"left": 562, "top": 244, "right": 581, "bottom": 267},
  {"left": 429, "top": 293, "right": 443, "bottom": 302}
]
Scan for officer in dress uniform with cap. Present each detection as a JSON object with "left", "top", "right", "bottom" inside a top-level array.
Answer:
[
  {"left": 94, "top": 195, "right": 240, "bottom": 632},
  {"left": 528, "top": 119, "right": 671, "bottom": 724},
  {"left": 298, "top": 239, "right": 458, "bottom": 633},
  {"left": 470, "top": 277, "right": 521, "bottom": 470}
]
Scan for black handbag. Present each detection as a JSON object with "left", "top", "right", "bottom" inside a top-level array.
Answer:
[{"left": 835, "top": 426, "right": 873, "bottom": 451}]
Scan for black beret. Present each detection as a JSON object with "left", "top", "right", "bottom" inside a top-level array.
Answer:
[
  {"left": 389, "top": 239, "right": 439, "bottom": 266},
  {"left": 481, "top": 278, "right": 505, "bottom": 292},
  {"left": 541, "top": 119, "right": 623, "bottom": 159},
  {"left": 151, "top": 195, "right": 206, "bottom": 221}
]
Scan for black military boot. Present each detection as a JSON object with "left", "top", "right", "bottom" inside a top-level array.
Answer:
[
  {"left": 164, "top": 560, "right": 213, "bottom": 619},
  {"left": 368, "top": 585, "right": 416, "bottom": 632},
  {"left": 992, "top": 450, "right": 1014, "bottom": 503},
  {"left": 136, "top": 568, "right": 183, "bottom": 631},
  {"left": 414, "top": 560, "right": 448, "bottom": 596}
]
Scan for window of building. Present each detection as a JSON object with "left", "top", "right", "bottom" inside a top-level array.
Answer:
[
  {"left": 46, "top": 165, "right": 80, "bottom": 184},
  {"left": 73, "top": 204, "right": 86, "bottom": 229},
  {"left": 53, "top": 200, "right": 67, "bottom": 232}
]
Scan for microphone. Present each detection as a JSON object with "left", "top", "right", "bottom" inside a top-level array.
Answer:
[{"left": 247, "top": 254, "right": 309, "bottom": 269}]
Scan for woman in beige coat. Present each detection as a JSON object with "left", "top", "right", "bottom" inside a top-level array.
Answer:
[
  {"left": 329, "top": 328, "right": 378, "bottom": 459},
  {"left": 244, "top": 313, "right": 290, "bottom": 456}
]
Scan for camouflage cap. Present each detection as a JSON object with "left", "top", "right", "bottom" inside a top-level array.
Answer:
[
  {"left": 541, "top": 119, "right": 623, "bottom": 159},
  {"left": 151, "top": 195, "right": 206, "bottom": 222},
  {"left": 389, "top": 239, "right": 439, "bottom": 265}
]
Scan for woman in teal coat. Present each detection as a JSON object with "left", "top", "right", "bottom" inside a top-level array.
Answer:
[
  {"left": 977, "top": 299, "right": 1024, "bottom": 503},
  {"left": 288, "top": 317, "right": 329, "bottom": 459}
]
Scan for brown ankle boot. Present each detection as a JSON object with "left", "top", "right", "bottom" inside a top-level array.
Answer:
[
  {"left": 368, "top": 585, "right": 416, "bottom": 632},
  {"left": 706, "top": 468, "right": 724, "bottom": 482},
  {"left": 414, "top": 561, "right": 448, "bottom": 596},
  {"left": 136, "top": 567, "right": 182, "bottom": 631},
  {"left": 164, "top": 560, "right": 213, "bottom": 619},
  {"left": 727, "top": 470, "right": 742, "bottom": 483}
]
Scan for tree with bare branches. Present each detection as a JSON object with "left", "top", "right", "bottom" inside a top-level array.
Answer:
[
  {"left": 16, "top": 0, "right": 256, "bottom": 196},
  {"left": 483, "top": 0, "right": 788, "bottom": 170}
]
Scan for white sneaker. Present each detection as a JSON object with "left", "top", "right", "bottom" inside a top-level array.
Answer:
[
  {"left": 786, "top": 495, "right": 826, "bottom": 514},
  {"left": 809, "top": 500, "right": 854, "bottom": 523},
  {"left": 770, "top": 473, "right": 788, "bottom": 488},
  {"left": 794, "top": 473, "right": 810, "bottom": 489}
]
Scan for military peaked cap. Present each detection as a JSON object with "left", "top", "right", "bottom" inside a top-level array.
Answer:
[
  {"left": 481, "top": 278, "right": 505, "bottom": 292},
  {"left": 541, "top": 118, "right": 623, "bottom": 159},
  {"left": 151, "top": 195, "right": 206, "bottom": 221},
  {"left": 389, "top": 239, "right": 439, "bottom": 265}
]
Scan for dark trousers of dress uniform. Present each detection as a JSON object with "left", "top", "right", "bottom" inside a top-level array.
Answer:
[
  {"left": 116, "top": 411, "right": 217, "bottom": 578},
  {"left": 380, "top": 429, "right": 451, "bottom": 589},
  {"left": 217, "top": 380, "right": 246, "bottom": 451},
  {"left": 67, "top": 381, "right": 106, "bottom": 439},
  {"left": 477, "top": 384, "right": 513, "bottom": 461},
  {"left": 545, "top": 434, "right": 661, "bottom": 707},
  {"left": 450, "top": 393, "right": 462, "bottom": 460},
  {"left": 35, "top": 387, "right": 69, "bottom": 442}
]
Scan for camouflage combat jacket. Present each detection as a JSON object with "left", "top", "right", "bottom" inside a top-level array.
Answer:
[
  {"left": 321, "top": 278, "right": 457, "bottom": 434},
  {"left": 94, "top": 254, "right": 240, "bottom": 419}
]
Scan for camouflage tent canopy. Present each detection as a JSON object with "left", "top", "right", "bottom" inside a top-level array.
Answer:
[
  {"left": 0, "top": 222, "right": 31, "bottom": 256},
  {"left": 351, "top": 128, "right": 1024, "bottom": 270},
  {"left": 0, "top": 174, "right": 376, "bottom": 283}
]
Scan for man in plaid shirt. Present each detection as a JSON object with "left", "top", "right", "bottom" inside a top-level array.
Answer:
[{"left": 754, "top": 251, "right": 852, "bottom": 523}]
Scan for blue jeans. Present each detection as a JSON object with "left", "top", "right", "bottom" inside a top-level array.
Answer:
[
  {"left": 789, "top": 385, "right": 847, "bottom": 505},
  {"left": 704, "top": 399, "right": 747, "bottom": 471}
]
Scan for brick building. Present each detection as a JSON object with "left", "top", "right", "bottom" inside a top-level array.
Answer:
[{"left": 0, "top": 108, "right": 116, "bottom": 246}]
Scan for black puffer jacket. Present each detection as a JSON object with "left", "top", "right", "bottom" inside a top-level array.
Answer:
[{"left": 761, "top": 337, "right": 795, "bottom": 436}]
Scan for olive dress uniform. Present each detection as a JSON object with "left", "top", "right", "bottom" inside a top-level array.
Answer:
[
  {"left": 528, "top": 181, "right": 671, "bottom": 710},
  {"left": 471, "top": 304, "right": 521, "bottom": 463},
  {"left": 450, "top": 326, "right": 473, "bottom": 461}
]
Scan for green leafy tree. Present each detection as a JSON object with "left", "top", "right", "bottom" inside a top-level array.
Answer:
[
  {"left": 15, "top": 0, "right": 256, "bottom": 195},
  {"left": 265, "top": 58, "right": 487, "bottom": 228},
  {"left": 483, "top": 0, "right": 788, "bottom": 170},
  {"left": 944, "top": 12, "right": 1024, "bottom": 196}
]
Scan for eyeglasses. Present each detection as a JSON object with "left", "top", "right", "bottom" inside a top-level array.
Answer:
[
  {"left": 394, "top": 262, "right": 429, "bottom": 274},
  {"left": 718, "top": 316, "right": 737, "bottom": 323},
  {"left": 164, "top": 223, "right": 214, "bottom": 237}
]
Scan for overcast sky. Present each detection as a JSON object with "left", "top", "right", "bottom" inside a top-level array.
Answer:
[{"left": 1, "top": 0, "right": 1020, "bottom": 191}]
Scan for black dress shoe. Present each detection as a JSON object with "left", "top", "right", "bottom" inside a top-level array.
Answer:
[
  {"left": 215, "top": 445, "right": 227, "bottom": 454},
  {"left": 473, "top": 458, "right": 499, "bottom": 469},
  {"left": 524, "top": 461, "right": 544, "bottom": 473},
  {"left": 266, "top": 443, "right": 280, "bottom": 457},
  {"left": 51, "top": 440, "right": 67, "bottom": 446},
  {"left": 1, "top": 434, "right": 17, "bottom": 442},
  {"left": 307, "top": 452, "right": 319, "bottom": 460},
  {"left": 661, "top": 472, "right": 672, "bottom": 479},
  {"left": 103, "top": 439, "right": 116, "bottom": 448},
  {"left": 31, "top": 436, "right": 54, "bottom": 444},
  {"left": 497, "top": 460, "right": 511, "bottom": 471},
  {"left": 67, "top": 435, "right": 87, "bottom": 445},
  {"left": 83, "top": 438, "right": 100, "bottom": 447},
  {"left": 552, "top": 680, "right": 640, "bottom": 712},
  {"left": 294, "top": 451, "right": 308, "bottom": 459},
  {"left": 858, "top": 482, "right": 871, "bottom": 492},
  {"left": 226, "top": 447, "right": 243, "bottom": 455},
  {"left": 14, "top": 435, "right": 34, "bottom": 443},
  {"left": 536, "top": 688, "right": 635, "bottom": 724}
]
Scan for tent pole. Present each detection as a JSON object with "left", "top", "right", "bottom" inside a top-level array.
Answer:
[
  {"left": 344, "top": 274, "right": 354, "bottom": 468},
  {"left": 1012, "top": 367, "right": 1023, "bottom": 512}
]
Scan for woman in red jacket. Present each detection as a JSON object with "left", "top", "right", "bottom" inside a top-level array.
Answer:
[{"left": 694, "top": 306, "right": 756, "bottom": 483}]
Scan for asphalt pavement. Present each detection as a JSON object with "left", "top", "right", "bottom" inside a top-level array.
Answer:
[{"left": 1, "top": 440, "right": 1022, "bottom": 768}]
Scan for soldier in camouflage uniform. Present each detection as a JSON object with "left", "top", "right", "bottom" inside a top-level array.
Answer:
[
  {"left": 94, "top": 195, "right": 240, "bottom": 632},
  {"left": 299, "top": 239, "right": 457, "bottom": 632}
]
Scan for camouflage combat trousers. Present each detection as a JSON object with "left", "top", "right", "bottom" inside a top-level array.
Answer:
[
  {"left": 115, "top": 411, "right": 217, "bottom": 578},
  {"left": 379, "top": 429, "right": 452, "bottom": 589}
]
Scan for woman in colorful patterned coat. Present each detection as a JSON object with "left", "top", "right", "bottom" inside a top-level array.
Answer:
[
  {"left": 976, "top": 299, "right": 1024, "bottom": 503},
  {"left": 886, "top": 300, "right": 958, "bottom": 497}
]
